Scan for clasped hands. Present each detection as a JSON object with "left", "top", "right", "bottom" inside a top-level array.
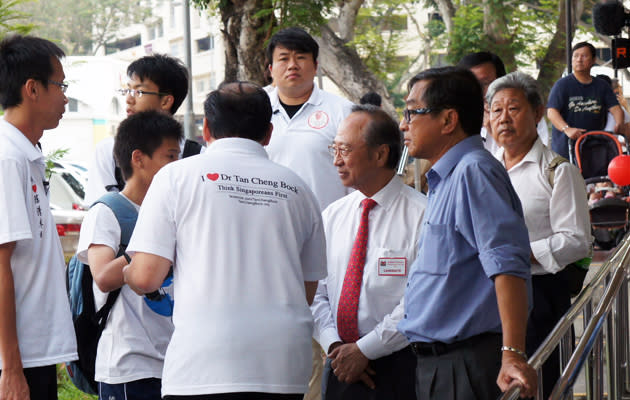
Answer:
[{"left": 328, "top": 342, "right": 376, "bottom": 390}]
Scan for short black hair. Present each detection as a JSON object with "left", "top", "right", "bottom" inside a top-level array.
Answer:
[
  {"left": 359, "top": 91, "right": 382, "bottom": 107},
  {"left": 351, "top": 104, "right": 402, "bottom": 170},
  {"left": 572, "top": 41, "right": 596, "bottom": 59},
  {"left": 204, "top": 81, "right": 272, "bottom": 142},
  {"left": 457, "top": 51, "right": 506, "bottom": 78},
  {"left": 0, "top": 34, "right": 65, "bottom": 109},
  {"left": 114, "top": 110, "right": 183, "bottom": 180},
  {"left": 408, "top": 67, "right": 483, "bottom": 137},
  {"left": 266, "top": 27, "right": 319, "bottom": 64},
  {"left": 127, "top": 54, "right": 189, "bottom": 115}
]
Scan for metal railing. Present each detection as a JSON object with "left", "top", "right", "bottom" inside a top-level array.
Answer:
[{"left": 501, "top": 234, "right": 630, "bottom": 400}]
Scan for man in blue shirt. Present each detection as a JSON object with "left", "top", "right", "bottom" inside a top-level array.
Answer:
[{"left": 398, "top": 66, "right": 537, "bottom": 399}]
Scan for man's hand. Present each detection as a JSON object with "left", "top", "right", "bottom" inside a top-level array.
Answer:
[
  {"left": 496, "top": 351, "right": 537, "bottom": 398},
  {"left": 0, "top": 369, "right": 29, "bottom": 400},
  {"left": 329, "top": 343, "right": 375, "bottom": 389},
  {"left": 564, "top": 127, "right": 586, "bottom": 140}
]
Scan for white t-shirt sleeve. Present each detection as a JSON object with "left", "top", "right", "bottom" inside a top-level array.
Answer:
[
  {"left": 76, "top": 203, "right": 121, "bottom": 264},
  {"left": 299, "top": 195, "right": 327, "bottom": 282},
  {"left": 127, "top": 169, "right": 176, "bottom": 262},
  {"left": 0, "top": 159, "right": 32, "bottom": 244}
]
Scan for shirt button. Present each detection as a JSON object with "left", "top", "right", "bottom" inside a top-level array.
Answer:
[
  {"left": 406, "top": 283, "right": 409, "bottom": 287},
  {"left": 404, "top": 314, "right": 407, "bottom": 319}
]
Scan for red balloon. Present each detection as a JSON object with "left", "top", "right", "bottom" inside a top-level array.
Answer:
[{"left": 608, "top": 155, "right": 630, "bottom": 186}]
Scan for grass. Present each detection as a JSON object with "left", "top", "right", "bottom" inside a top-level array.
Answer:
[{"left": 57, "top": 364, "right": 97, "bottom": 400}]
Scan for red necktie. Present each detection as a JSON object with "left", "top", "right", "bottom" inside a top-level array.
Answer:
[{"left": 337, "top": 198, "right": 377, "bottom": 343}]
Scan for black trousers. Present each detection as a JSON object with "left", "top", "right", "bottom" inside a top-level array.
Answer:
[
  {"left": 0, "top": 364, "right": 57, "bottom": 400},
  {"left": 526, "top": 271, "right": 572, "bottom": 399},
  {"left": 163, "top": 393, "right": 302, "bottom": 400},
  {"left": 325, "top": 347, "right": 416, "bottom": 400},
  {"left": 412, "top": 333, "right": 503, "bottom": 400}
]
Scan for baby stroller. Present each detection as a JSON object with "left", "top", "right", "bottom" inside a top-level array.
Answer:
[{"left": 572, "top": 131, "right": 630, "bottom": 250}]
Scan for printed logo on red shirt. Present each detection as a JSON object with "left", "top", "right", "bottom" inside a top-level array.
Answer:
[{"left": 308, "top": 111, "right": 329, "bottom": 129}]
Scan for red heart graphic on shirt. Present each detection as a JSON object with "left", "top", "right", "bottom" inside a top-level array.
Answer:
[
  {"left": 207, "top": 173, "right": 219, "bottom": 181},
  {"left": 32, "top": 184, "right": 37, "bottom": 192}
]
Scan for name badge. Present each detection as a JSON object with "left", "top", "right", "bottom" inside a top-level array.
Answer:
[{"left": 378, "top": 257, "right": 407, "bottom": 276}]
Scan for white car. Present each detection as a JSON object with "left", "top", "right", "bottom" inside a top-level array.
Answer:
[
  {"left": 48, "top": 164, "right": 88, "bottom": 210},
  {"left": 51, "top": 204, "right": 86, "bottom": 262}
]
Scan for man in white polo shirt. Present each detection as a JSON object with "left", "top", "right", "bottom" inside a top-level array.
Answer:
[
  {"left": 123, "top": 81, "right": 327, "bottom": 399},
  {"left": 0, "top": 35, "right": 77, "bottom": 399},
  {"left": 265, "top": 27, "right": 354, "bottom": 212},
  {"left": 312, "top": 105, "right": 426, "bottom": 400}
]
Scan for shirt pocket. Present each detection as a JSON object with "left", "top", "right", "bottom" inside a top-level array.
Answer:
[
  {"left": 364, "top": 247, "right": 410, "bottom": 301},
  {"left": 416, "top": 223, "right": 449, "bottom": 276}
]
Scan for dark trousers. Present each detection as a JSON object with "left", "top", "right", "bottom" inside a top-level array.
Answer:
[
  {"left": 163, "top": 393, "right": 302, "bottom": 400},
  {"left": 99, "top": 377, "right": 161, "bottom": 400},
  {"left": 0, "top": 364, "right": 57, "bottom": 400},
  {"left": 412, "top": 333, "right": 503, "bottom": 400},
  {"left": 324, "top": 347, "right": 416, "bottom": 400},
  {"left": 526, "top": 272, "right": 572, "bottom": 399}
]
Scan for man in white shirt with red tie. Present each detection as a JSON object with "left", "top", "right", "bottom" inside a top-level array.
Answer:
[{"left": 311, "top": 105, "right": 427, "bottom": 399}]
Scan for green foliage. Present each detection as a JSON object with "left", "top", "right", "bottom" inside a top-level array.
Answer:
[
  {"left": 19, "top": 0, "right": 150, "bottom": 55},
  {"left": 445, "top": 0, "right": 558, "bottom": 72},
  {"left": 0, "top": 0, "right": 33, "bottom": 39},
  {"left": 56, "top": 364, "right": 96, "bottom": 400},
  {"left": 45, "top": 147, "right": 69, "bottom": 180}
]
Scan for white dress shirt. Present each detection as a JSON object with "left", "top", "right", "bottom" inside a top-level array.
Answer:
[
  {"left": 312, "top": 176, "right": 427, "bottom": 360},
  {"left": 496, "top": 138, "right": 592, "bottom": 275}
]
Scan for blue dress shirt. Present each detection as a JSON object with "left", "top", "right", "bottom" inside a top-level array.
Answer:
[{"left": 398, "top": 135, "right": 531, "bottom": 344}]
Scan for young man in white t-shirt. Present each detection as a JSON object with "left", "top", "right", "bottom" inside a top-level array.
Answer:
[
  {"left": 0, "top": 35, "right": 77, "bottom": 400},
  {"left": 123, "top": 82, "right": 327, "bottom": 399},
  {"left": 76, "top": 110, "right": 182, "bottom": 399},
  {"left": 84, "top": 54, "right": 191, "bottom": 204}
]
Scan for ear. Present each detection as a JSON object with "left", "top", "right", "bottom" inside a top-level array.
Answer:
[
  {"left": 441, "top": 109, "right": 459, "bottom": 135},
  {"left": 160, "top": 94, "right": 174, "bottom": 113},
  {"left": 202, "top": 118, "right": 214, "bottom": 145},
  {"left": 374, "top": 144, "right": 390, "bottom": 168},
  {"left": 131, "top": 149, "right": 145, "bottom": 172},
  {"left": 260, "top": 123, "right": 273, "bottom": 146},
  {"left": 23, "top": 79, "right": 39, "bottom": 101}
]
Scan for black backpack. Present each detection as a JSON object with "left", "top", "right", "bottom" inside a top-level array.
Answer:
[
  {"left": 106, "top": 139, "right": 202, "bottom": 192},
  {"left": 65, "top": 192, "right": 138, "bottom": 394}
]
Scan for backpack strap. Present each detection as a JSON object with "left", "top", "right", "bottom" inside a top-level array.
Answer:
[
  {"left": 90, "top": 192, "right": 139, "bottom": 323},
  {"left": 182, "top": 139, "right": 203, "bottom": 158},
  {"left": 547, "top": 155, "right": 569, "bottom": 188}
]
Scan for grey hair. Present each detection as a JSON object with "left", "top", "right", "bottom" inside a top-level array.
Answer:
[{"left": 486, "top": 71, "right": 543, "bottom": 109}]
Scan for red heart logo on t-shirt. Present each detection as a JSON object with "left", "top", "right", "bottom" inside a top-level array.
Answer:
[
  {"left": 207, "top": 173, "right": 219, "bottom": 181},
  {"left": 32, "top": 184, "right": 37, "bottom": 192}
]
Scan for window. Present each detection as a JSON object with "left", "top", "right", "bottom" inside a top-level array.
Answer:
[
  {"left": 170, "top": 41, "right": 182, "bottom": 57},
  {"left": 196, "top": 36, "right": 214, "bottom": 52}
]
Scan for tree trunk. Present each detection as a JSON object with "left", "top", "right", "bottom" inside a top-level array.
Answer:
[
  {"left": 336, "top": 0, "right": 364, "bottom": 42},
  {"left": 434, "top": 0, "right": 456, "bottom": 34},
  {"left": 219, "top": 0, "right": 270, "bottom": 85},
  {"left": 537, "top": 0, "right": 583, "bottom": 102},
  {"left": 316, "top": 24, "right": 397, "bottom": 117},
  {"left": 483, "top": 0, "right": 516, "bottom": 71}
]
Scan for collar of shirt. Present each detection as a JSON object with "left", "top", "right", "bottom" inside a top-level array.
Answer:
[
  {"left": 0, "top": 118, "right": 44, "bottom": 162},
  {"left": 206, "top": 137, "right": 269, "bottom": 159},
  {"left": 353, "top": 174, "right": 404, "bottom": 213},
  {"left": 496, "top": 137, "right": 543, "bottom": 171},
  {"left": 426, "top": 135, "right": 484, "bottom": 192},
  {"left": 269, "top": 83, "right": 323, "bottom": 113}
]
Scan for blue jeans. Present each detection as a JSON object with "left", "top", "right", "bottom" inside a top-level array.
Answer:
[{"left": 99, "top": 378, "right": 161, "bottom": 400}]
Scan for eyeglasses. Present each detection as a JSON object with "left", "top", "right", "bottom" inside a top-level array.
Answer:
[
  {"left": 403, "top": 107, "right": 433, "bottom": 123},
  {"left": 328, "top": 143, "right": 354, "bottom": 157},
  {"left": 117, "top": 88, "right": 167, "bottom": 98},
  {"left": 47, "top": 80, "right": 68, "bottom": 93}
]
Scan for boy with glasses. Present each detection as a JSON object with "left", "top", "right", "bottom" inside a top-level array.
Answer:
[{"left": 85, "top": 54, "right": 199, "bottom": 204}]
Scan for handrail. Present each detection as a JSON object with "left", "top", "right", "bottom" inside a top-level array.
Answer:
[{"left": 500, "top": 236, "right": 630, "bottom": 400}]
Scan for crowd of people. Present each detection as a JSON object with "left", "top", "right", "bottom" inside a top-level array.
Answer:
[{"left": 1, "top": 26, "right": 615, "bottom": 400}]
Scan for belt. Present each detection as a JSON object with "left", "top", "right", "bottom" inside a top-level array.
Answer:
[{"left": 410, "top": 332, "right": 500, "bottom": 357}]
